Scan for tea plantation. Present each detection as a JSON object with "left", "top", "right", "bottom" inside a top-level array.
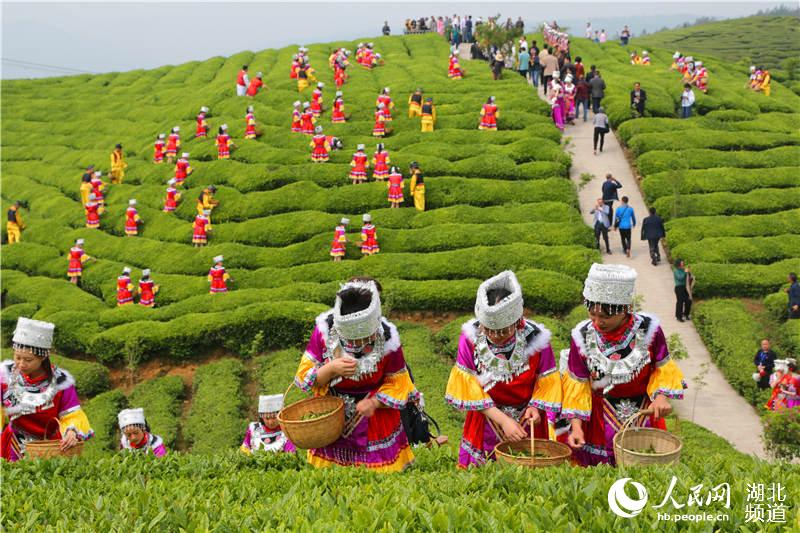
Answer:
[{"left": 567, "top": 34, "right": 800, "bottom": 413}]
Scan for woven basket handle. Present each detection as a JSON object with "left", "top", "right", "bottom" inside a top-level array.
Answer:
[
  {"left": 44, "top": 418, "right": 62, "bottom": 440},
  {"left": 619, "top": 407, "right": 654, "bottom": 437}
]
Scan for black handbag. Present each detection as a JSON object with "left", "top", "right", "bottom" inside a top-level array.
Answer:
[{"left": 400, "top": 401, "right": 442, "bottom": 445}]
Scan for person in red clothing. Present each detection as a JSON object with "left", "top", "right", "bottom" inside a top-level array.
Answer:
[
  {"left": 163, "top": 179, "right": 181, "bottom": 212},
  {"left": 300, "top": 102, "right": 315, "bottom": 135},
  {"left": 360, "top": 213, "right": 379, "bottom": 255},
  {"left": 331, "top": 91, "right": 346, "bottom": 123},
  {"left": 67, "top": 238, "right": 91, "bottom": 285},
  {"left": 196, "top": 106, "right": 210, "bottom": 138},
  {"left": 124, "top": 199, "right": 142, "bottom": 236},
  {"left": 448, "top": 53, "right": 463, "bottom": 79},
  {"left": 174, "top": 152, "right": 192, "bottom": 186},
  {"left": 330, "top": 217, "right": 349, "bottom": 262},
  {"left": 349, "top": 144, "right": 369, "bottom": 184},
  {"left": 166, "top": 127, "right": 180, "bottom": 164},
  {"left": 90, "top": 171, "right": 106, "bottom": 209},
  {"left": 153, "top": 133, "right": 166, "bottom": 163},
  {"left": 478, "top": 96, "right": 499, "bottom": 130},
  {"left": 310, "top": 82, "right": 325, "bottom": 118},
  {"left": 236, "top": 65, "right": 250, "bottom": 96},
  {"left": 310, "top": 126, "right": 331, "bottom": 163},
  {"left": 246, "top": 72, "right": 264, "bottom": 97},
  {"left": 387, "top": 167, "right": 404, "bottom": 208},
  {"left": 376, "top": 88, "right": 394, "bottom": 122},
  {"left": 290, "top": 55, "right": 300, "bottom": 79},
  {"left": 138, "top": 269, "right": 159, "bottom": 307},
  {"left": 245, "top": 106, "right": 258, "bottom": 139},
  {"left": 117, "top": 266, "right": 134, "bottom": 306},
  {"left": 85, "top": 193, "right": 101, "bottom": 229},
  {"left": 575, "top": 74, "right": 590, "bottom": 122},
  {"left": 373, "top": 103, "right": 387, "bottom": 137},
  {"left": 208, "top": 255, "right": 231, "bottom": 294},
  {"left": 291, "top": 101, "right": 303, "bottom": 132},
  {"left": 372, "top": 143, "right": 390, "bottom": 181},
  {"left": 216, "top": 125, "right": 233, "bottom": 159},
  {"left": 192, "top": 210, "right": 211, "bottom": 247}
]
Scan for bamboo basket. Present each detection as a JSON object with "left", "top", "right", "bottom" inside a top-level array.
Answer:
[
  {"left": 277, "top": 384, "right": 345, "bottom": 449},
  {"left": 613, "top": 410, "right": 682, "bottom": 467},
  {"left": 25, "top": 419, "right": 84, "bottom": 459},
  {"left": 492, "top": 419, "right": 571, "bottom": 468}
]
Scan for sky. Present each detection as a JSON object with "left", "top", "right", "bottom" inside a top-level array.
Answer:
[{"left": 1, "top": 1, "right": 789, "bottom": 79}]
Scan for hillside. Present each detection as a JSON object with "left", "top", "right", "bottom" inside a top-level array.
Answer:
[{"left": 636, "top": 16, "right": 800, "bottom": 87}]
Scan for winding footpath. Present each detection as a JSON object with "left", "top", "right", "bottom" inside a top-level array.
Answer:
[{"left": 537, "top": 86, "right": 767, "bottom": 458}]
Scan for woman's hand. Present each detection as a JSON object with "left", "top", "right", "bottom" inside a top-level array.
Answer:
[
  {"left": 356, "top": 397, "right": 380, "bottom": 418},
  {"left": 329, "top": 357, "right": 358, "bottom": 378},
  {"left": 567, "top": 420, "right": 585, "bottom": 449},
  {"left": 500, "top": 416, "right": 527, "bottom": 442},
  {"left": 60, "top": 428, "right": 79, "bottom": 451},
  {"left": 521, "top": 406, "right": 541, "bottom": 426},
  {"left": 651, "top": 394, "right": 672, "bottom": 419}
]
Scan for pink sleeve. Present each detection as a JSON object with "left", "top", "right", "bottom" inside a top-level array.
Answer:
[
  {"left": 649, "top": 326, "right": 669, "bottom": 363},
  {"left": 57, "top": 385, "right": 82, "bottom": 417},
  {"left": 455, "top": 334, "right": 477, "bottom": 371},
  {"left": 304, "top": 326, "right": 326, "bottom": 363},
  {"left": 283, "top": 439, "right": 297, "bottom": 453},
  {"left": 536, "top": 345, "right": 557, "bottom": 375},
  {"left": 241, "top": 425, "right": 252, "bottom": 449},
  {"left": 567, "top": 339, "right": 590, "bottom": 380},
  {"left": 152, "top": 443, "right": 167, "bottom": 458}
]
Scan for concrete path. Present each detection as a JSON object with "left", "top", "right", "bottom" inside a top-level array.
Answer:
[{"left": 534, "top": 86, "right": 767, "bottom": 459}]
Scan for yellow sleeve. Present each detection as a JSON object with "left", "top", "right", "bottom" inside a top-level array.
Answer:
[
  {"left": 561, "top": 372, "right": 592, "bottom": 420},
  {"left": 208, "top": 274, "right": 213, "bottom": 282},
  {"left": 531, "top": 369, "right": 562, "bottom": 414},
  {"left": 59, "top": 409, "right": 93, "bottom": 440},
  {"left": 134, "top": 214, "right": 140, "bottom": 222},
  {"left": 375, "top": 369, "right": 416, "bottom": 408},
  {"left": 223, "top": 273, "right": 230, "bottom": 281},
  {"left": 647, "top": 358, "right": 686, "bottom": 400},
  {"left": 445, "top": 365, "right": 494, "bottom": 411},
  {"left": 293, "top": 352, "right": 329, "bottom": 396},
  {"left": 410, "top": 175, "right": 417, "bottom": 192},
  {"left": 175, "top": 192, "right": 182, "bottom": 201},
  {"left": 240, "top": 444, "right": 253, "bottom": 455},
  {"left": 110, "top": 154, "right": 115, "bottom": 166},
  {"left": 480, "top": 108, "right": 486, "bottom": 117}
]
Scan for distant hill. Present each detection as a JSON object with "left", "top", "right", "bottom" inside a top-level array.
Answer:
[{"left": 636, "top": 16, "right": 799, "bottom": 76}]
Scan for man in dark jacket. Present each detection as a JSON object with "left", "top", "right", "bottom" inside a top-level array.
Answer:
[
  {"left": 641, "top": 206, "right": 666, "bottom": 265},
  {"left": 630, "top": 82, "right": 647, "bottom": 117},
  {"left": 601, "top": 173, "right": 622, "bottom": 223},
  {"left": 753, "top": 339, "right": 777, "bottom": 389},
  {"left": 589, "top": 70, "right": 606, "bottom": 113}
]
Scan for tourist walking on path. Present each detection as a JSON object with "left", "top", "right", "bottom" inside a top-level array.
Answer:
[
  {"left": 680, "top": 83, "right": 695, "bottom": 118},
  {"left": 601, "top": 174, "right": 622, "bottom": 227},
  {"left": 575, "top": 75, "right": 589, "bottom": 122},
  {"left": 787, "top": 273, "right": 800, "bottom": 319},
  {"left": 589, "top": 198, "right": 611, "bottom": 254},
  {"left": 672, "top": 259, "right": 693, "bottom": 322},
  {"left": 540, "top": 48, "right": 558, "bottom": 91},
  {"left": 592, "top": 107, "right": 609, "bottom": 154},
  {"left": 640, "top": 207, "right": 665, "bottom": 265},
  {"left": 753, "top": 339, "right": 777, "bottom": 390},
  {"left": 613, "top": 196, "right": 635, "bottom": 257},
  {"left": 589, "top": 70, "right": 605, "bottom": 113}
]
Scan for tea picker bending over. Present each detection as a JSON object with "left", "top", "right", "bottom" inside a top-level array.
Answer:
[
  {"left": 240, "top": 395, "right": 296, "bottom": 454},
  {"left": 118, "top": 408, "right": 167, "bottom": 457}
]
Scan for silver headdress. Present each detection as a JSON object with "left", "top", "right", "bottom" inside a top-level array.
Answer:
[
  {"left": 259, "top": 394, "right": 283, "bottom": 413},
  {"left": 333, "top": 280, "right": 382, "bottom": 340},
  {"left": 475, "top": 271, "right": 524, "bottom": 330},
  {"left": 13, "top": 317, "right": 55, "bottom": 357},
  {"left": 582, "top": 263, "right": 637, "bottom": 313},
  {"left": 118, "top": 408, "right": 146, "bottom": 429}
]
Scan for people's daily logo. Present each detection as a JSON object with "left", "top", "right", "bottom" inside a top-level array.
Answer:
[{"left": 608, "top": 478, "right": 649, "bottom": 518}]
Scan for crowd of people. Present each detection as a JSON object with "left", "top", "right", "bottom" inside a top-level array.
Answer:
[{"left": 3, "top": 264, "right": 691, "bottom": 469}]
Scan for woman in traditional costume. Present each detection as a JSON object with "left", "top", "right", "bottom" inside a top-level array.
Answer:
[
  {"left": 1, "top": 318, "right": 93, "bottom": 461},
  {"left": 195, "top": 107, "right": 210, "bottom": 138},
  {"left": 372, "top": 143, "right": 390, "bottom": 181},
  {"left": 153, "top": 133, "right": 166, "bottom": 163},
  {"left": 766, "top": 359, "right": 799, "bottom": 410},
  {"left": 192, "top": 210, "right": 212, "bottom": 247},
  {"left": 561, "top": 263, "right": 686, "bottom": 466},
  {"left": 163, "top": 178, "right": 181, "bottom": 213},
  {"left": 408, "top": 88, "right": 423, "bottom": 118},
  {"left": 118, "top": 408, "right": 167, "bottom": 457},
  {"left": 125, "top": 199, "right": 141, "bottom": 236},
  {"left": 291, "top": 101, "right": 303, "bottom": 132},
  {"left": 331, "top": 91, "right": 347, "bottom": 123},
  {"left": 478, "top": 96, "right": 499, "bottom": 131},
  {"left": 208, "top": 255, "right": 231, "bottom": 294},
  {"left": 409, "top": 162, "right": 426, "bottom": 212},
  {"left": 67, "top": 238, "right": 91, "bottom": 284},
  {"left": 84, "top": 193, "right": 101, "bottom": 229},
  {"left": 300, "top": 102, "right": 316, "bottom": 135},
  {"left": 244, "top": 106, "right": 258, "bottom": 139},
  {"left": 240, "top": 395, "right": 296, "bottom": 454},
  {"left": 376, "top": 88, "right": 394, "bottom": 122},
  {"left": 174, "top": 152, "right": 192, "bottom": 186},
  {"left": 310, "top": 82, "right": 325, "bottom": 118},
  {"left": 310, "top": 126, "right": 331, "bottom": 163},
  {"left": 360, "top": 214, "right": 379, "bottom": 255},
  {"left": 292, "top": 279, "right": 416, "bottom": 471},
  {"left": 387, "top": 167, "right": 404, "bottom": 208},
  {"left": 138, "top": 269, "right": 159, "bottom": 308},
  {"left": 445, "top": 271, "right": 562, "bottom": 468},
  {"left": 420, "top": 97, "right": 436, "bottom": 132},
  {"left": 373, "top": 104, "right": 387, "bottom": 138},
  {"left": 215, "top": 125, "right": 232, "bottom": 160},
  {"left": 563, "top": 75, "right": 577, "bottom": 124},
  {"left": 117, "top": 266, "right": 134, "bottom": 306},
  {"left": 166, "top": 126, "right": 180, "bottom": 164},
  {"left": 330, "top": 218, "right": 349, "bottom": 262},
  {"left": 349, "top": 145, "right": 369, "bottom": 184}
]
